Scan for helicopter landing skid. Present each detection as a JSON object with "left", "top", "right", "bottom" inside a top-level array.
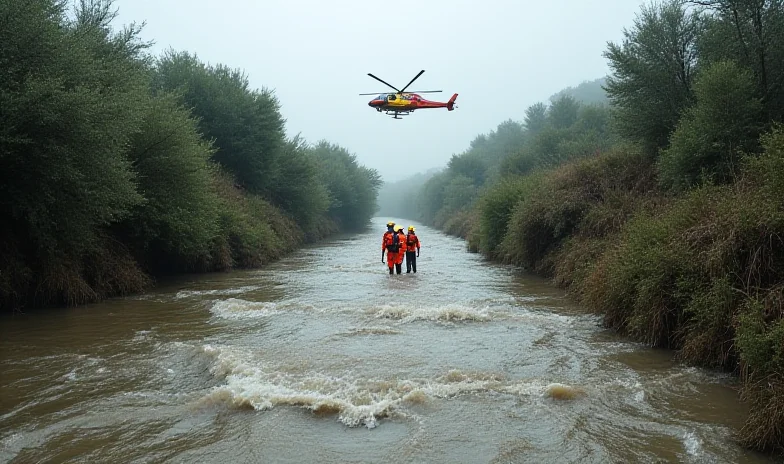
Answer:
[{"left": 385, "top": 110, "right": 410, "bottom": 119}]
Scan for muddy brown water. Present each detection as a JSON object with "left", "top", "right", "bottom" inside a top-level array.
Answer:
[{"left": 0, "top": 218, "right": 777, "bottom": 463}]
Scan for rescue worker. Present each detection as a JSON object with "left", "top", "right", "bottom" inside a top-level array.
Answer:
[
  {"left": 394, "top": 225, "right": 407, "bottom": 274},
  {"left": 405, "top": 226, "right": 420, "bottom": 273},
  {"left": 382, "top": 222, "right": 402, "bottom": 275}
]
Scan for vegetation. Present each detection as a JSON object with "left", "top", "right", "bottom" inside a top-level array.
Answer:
[
  {"left": 376, "top": 168, "right": 440, "bottom": 221},
  {"left": 0, "top": 0, "right": 381, "bottom": 311},
  {"left": 401, "top": 0, "right": 784, "bottom": 453},
  {"left": 549, "top": 78, "right": 609, "bottom": 106}
]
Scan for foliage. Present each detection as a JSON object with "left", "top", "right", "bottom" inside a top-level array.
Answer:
[
  {"left": 152, "top": 50, "right": 286, "bottom": 197},
  {"left": 524, "top": 103, "right": 548, "bottom": 135},
  {"left": 308, "top": 140, "right": 382, "bottom": 231},
  {"left": 269, "top": 135, "right": 331, "bottom": 239},
  {"left": 119, "top": 92, "right": 221, "bottom": 273},
  {"left": 659, "top": 60, "right": 764, "bottom": 191},
  {"left": 694, "top": 0, "right": 784, "bottom": 121},
  {"left": 474, "top": 174, "right": 544, "bottom": 259},
  {"left": 547, "top": 95, "right": 581, "bottom": 129},
  {"left": 603, "top": 0, "right": 701, "bottom": 153},
  {"left": 500, "top": 147, "right": 659, "bottom": 273},
  {"left": 549, "top": 78, "right": 609, "bottom": 105},
  {"left": 0, "top": 0, "right": 380, "bottom": 310},
  {"left": 417, "top": 101, "right": 612, "bottom": 236}
]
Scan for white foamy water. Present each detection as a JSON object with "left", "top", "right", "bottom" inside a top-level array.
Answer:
[
  {"left": 209, "top": 298, "right": 282, "bottom": 320},
  {"left": 684, "top": 430, "right": 704, "bottom": 457},
  {"left": 189, "top": 342, "right": 598, "bottom": 430},
  {"left": 175, "top": 286, "right": 261, "bottom": 299},
  {"left": 372, "top": 303, "right": 493, "bottom": 323}
]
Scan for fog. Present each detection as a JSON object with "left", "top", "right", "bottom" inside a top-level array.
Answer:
[{"left": 114, "top": 0, "right": 645, "bottom": 182}]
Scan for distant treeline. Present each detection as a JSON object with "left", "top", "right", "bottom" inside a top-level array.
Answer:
[
  {"left": 0, "top": 0, "right": 381, "bottom": 311},
  {"left": 394, "top": 0, "right": 784, "bottom": 454},
  {"left": 376, "top": 169, "right": 440, "bottom": 221}
]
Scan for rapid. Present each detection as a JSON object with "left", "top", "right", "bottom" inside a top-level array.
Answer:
[{"left": 0, "top": 218, "right": 775, "bottom": 463}]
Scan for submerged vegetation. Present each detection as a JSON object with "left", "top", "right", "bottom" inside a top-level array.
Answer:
[
  {"left": 387, "top": 0, "right": 784, "bottom": 454},
  {"left": 0, "top": 0, "right": 381, "bottom": 311}
]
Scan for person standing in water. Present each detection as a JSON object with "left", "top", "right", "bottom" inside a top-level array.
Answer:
[
  {"left": 394, "top": 225, "right": 407, "bottom": 275},
  {"left": 405, "top": 226, "right": 420, "bottom": 273},
  {"left": 381, "top": 221, "right": 401, "bottom": 275}
]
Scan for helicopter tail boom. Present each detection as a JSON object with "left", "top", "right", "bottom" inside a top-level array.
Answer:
[{"left": 447, "top": 93, "right": 458, "bottom": 111}]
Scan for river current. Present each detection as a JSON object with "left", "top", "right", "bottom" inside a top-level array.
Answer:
[{"left": 0, "top": 218, "right": 774, "bottom": 463}]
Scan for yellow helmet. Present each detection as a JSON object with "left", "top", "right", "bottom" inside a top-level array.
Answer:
[
  {"left": 395, "top": 225, "right": 404, "bottom": 231},
  {"left": 387, "top": 221, "right": 395, "bottom": 227},
  {"left": 408, "top": 226, "right": 415, "bottom": 232}
]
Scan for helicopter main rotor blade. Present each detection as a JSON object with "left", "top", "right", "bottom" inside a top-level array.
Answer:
[
  {"left": 359, "top": 92, "right": 387, "bottom": 95},
  {"left": 367, "top": 73, "right": 400, "bottom": 93},
  {"left": 399, "top": 69, "right": 425, "bottom": 93},
  {"left": 405, "top": 90, "right": 442, "bottom": 93}
]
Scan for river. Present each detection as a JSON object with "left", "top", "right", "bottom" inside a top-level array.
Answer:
[{"left": 0, "top": 218, "right": 776, "bottom": 463}]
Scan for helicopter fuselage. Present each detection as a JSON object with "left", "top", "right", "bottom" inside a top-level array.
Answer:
[{"left": 367, "top": 93, "right": 457, "bottom": 113}]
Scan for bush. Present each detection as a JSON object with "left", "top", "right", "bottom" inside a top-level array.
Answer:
[
  {"left": 583, "top": 126, "right": 784, "bottom": 451},
  {"left": 477, "top": 174, "right": 544, "bottom": 260},
  {"left": 499, "top": 146, "right": 658, "bottom": 273}
]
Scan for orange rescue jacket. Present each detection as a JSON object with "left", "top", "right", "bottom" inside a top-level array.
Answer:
[
  {"left": 405, "top": 233, "right": 420, "bottom": 252},
  {"left": 382, "top": 231, "right": 401, "bottom": 253}
]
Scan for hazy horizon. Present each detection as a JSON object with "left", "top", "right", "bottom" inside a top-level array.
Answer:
[{"left": 113, "top": 0, "right": 645, "bottom": 182}]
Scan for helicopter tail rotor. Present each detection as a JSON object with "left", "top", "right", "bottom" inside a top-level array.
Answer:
[{"left": 447, "top": 93, "right": 458, "bottom": 111}]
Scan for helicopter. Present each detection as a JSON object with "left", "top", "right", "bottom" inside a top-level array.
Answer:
[{"left": 360, "top": 70, "right": 458, "bottom": 119}]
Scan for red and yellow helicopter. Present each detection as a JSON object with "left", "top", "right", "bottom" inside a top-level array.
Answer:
[{"left": 360, "top": 70, "right": 458, "bottom": 119}]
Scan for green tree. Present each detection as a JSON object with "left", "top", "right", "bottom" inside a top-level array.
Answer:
[
  {"left": 309, "top": 141, "right": 381, "bottom": 230},
  {"left": 524, "top": 103, "right": 548, "bottom": 134},
  {"left": 549, "top": 78, "right": 609, "bottom": 105},
  {"left": 603, "top": 0, "right": 701, "bottom": 153},
  {"left": 418, "top": 172, "right": 450, "bottom": 224},
  {"left": 441, "top": 175, "right": 478, "bottom": 214},
  {"left": 119, "top": 92, "right": 221, "bottom": 272},
  {"left": 152, "top": 50, "right": 286, "bottom": 196},
  {"left": 693, "top": 0, "right": 784, "bottom": 120},
  {"left": 447, "top": 153, "right": 486, "bottom": 185},
  {"left": 268, "top": 135, "right": 330, "bottom": 236},
  {"left": 548, "top": 95, "right": 580, "bottom": 129},
  {"left": 659, "top": 60, "right": 763, "bottom": 191},
  {"left": 0, "top": 0, "right": 148, "bottom": 256}
]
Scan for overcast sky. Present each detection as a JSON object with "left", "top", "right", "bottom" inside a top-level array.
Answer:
[{"left": 114, "top": 0, "right": 645, "bottom": 183}]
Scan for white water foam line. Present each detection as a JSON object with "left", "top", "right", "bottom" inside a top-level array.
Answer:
[
  {"left": 372, "top": 303, "right": 493, "bottom": 323},
  {"left": 194, "top": 344, "right": 408, "bottom": 428},
  {"left": 208, "top": 298, "right": 283, "bottom": 320},
  {"left": 192, "top": 345, "right": 593, "bottom": 429},
  {"left": 175, "top": 286, "right": 261, "bottom": 300},
  {"left": 370, "top": 302, "right": 585, "bottom": 329},
  {"left": 209, "top": 297, "right": 324, "bottom": 320}
]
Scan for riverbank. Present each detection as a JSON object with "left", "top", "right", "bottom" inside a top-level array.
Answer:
[
  {"left": 417, "top": 126, "right": 784, "bottom": 454},
  {"left": 0, "top": 175, "right": 346, "bottom": 313}
]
